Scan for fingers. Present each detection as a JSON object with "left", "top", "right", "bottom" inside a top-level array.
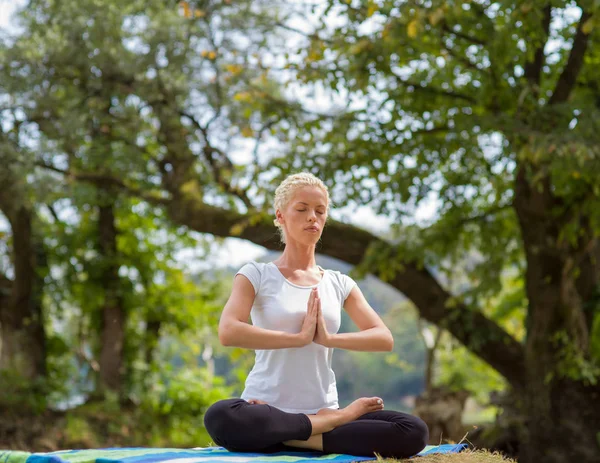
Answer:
[
  {"left": 308, "top": 288, "right": 315, "bottom": 307},
  {"left": 311, "top": 288, "right": 319, "bottom": 317},
  {"left": 309, "top": 288, "right": 317, "bottom": 312},
  {"left": 248, "top": 399, "right": 268, "bottom": 405}
]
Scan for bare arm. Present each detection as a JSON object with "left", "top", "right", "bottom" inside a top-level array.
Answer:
[
  {"left": 218, "top": 274, "right": 318, "bottom": 349},
  {"left": 327, "top": 285, "right": 394, "bottom": 352}
]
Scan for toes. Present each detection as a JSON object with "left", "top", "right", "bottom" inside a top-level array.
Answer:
[{"left": 371, "top": 397, "right": 384, "bottom": 408}]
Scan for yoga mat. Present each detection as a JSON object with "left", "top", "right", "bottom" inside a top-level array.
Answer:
[{"left": 0, "top": 444, "right": 468, "bottom": 463}]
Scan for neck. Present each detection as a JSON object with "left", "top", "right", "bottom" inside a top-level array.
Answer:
[{"left": 276, "top": 242, "right": 318, "bottom": 270}]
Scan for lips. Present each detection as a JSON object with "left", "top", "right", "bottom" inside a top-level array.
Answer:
[{"left": 305, "top": 226, "right": 319, "bottom": 232}]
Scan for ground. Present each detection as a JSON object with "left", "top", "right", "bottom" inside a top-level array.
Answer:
[{"left": 379, "top": 449, "right": 516, "bottom": 462}]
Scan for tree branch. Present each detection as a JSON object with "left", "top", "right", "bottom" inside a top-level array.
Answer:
[
  {"left": 272, "top": 20, "right": 332, "bottom": 44},
  {"left": 205, "top": 20, "right": 224, "bottom": 129},
  {"left": 40, "top": 142, "right": 527, "bottom": 390},
  {"left": 387, "top": 255, "right": 526, "bottom": 392},
  {"left": 411, "top": 125, "right": 451, "bottom": 136},
  {"left": 441, "top": 42, "right": 485, "bottom": 74},
  {"left": 441, "top": 23, "right": 486, "bottom": 46},
  {"left": 179, "top": 110, "right": 254, "bottom": 209},
  {"left": 246, "top": 82, "right": 345, "bottom": 119},
  {"left": 549, "top": 10, "right": 592, "bottom": 105},
  {"left": 394, "top": 77, "right": 478, "bottom": 104},
  {"left": 0, "top": 272, "right": 11, "bottom": 299},
  {"left": 249, "top": 118, "right": 278, "bottom": 187},
  {"left": 523, "top": 5, "right": 552, "bottom": 92},
  {"left": 34, "top": 161, "right": 170, "bottom": 206}
]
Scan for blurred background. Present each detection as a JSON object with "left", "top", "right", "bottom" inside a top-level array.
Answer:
[{"left": 1, "top": 1, "right": 599, "bottom": 463}]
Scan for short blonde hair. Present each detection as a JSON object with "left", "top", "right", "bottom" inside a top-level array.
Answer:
[{"left": 273, "top": 172, "right": 330, "bottom": 244}]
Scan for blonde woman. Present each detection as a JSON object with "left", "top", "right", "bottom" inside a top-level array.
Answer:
[{"left": 204, "top": 173, "right": 428, "bottom": 458}]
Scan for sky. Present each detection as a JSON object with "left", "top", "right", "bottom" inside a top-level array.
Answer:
[
  {"left": 0, "top": 1, "right": 21, "bottom": 32},
  {"left": 0, "top": 0, "right": 438, "bottom": 271}
]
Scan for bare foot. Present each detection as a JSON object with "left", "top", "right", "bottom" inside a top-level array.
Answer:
[
  {"left": 316, "top": 408, "right": 338, "bottom": 416},
  {"left": 301, "top": 399, "right": 383, "bottom": 436},
  {"left": 340, "top": 397, "right": 384, "bottom": 422},
  {"left": 312, "top": 398, "right": 384, "bottom": 429}
]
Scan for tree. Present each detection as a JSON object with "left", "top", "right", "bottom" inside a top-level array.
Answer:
[
  {"left": 0, "top": 0, "right": 233, "bottom": 399},
  {"left": 2, "top": 0, "right": 600, "bottom": 461},
  {"left": 0, "top": 118, "right": 47, "bottom": 381}
]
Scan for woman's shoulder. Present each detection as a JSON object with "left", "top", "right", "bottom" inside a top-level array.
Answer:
[
  {"left": 236, "top": 261, "right": 272, "bottom": 295},
  {"left": 323, "top": 268, "right": 358, "bottom": 300},
  {"left": 322, "top": 267, "right": 355, "bottom": 283},
  {"left": 238, "top": 260, "right": 271, "bottom": 274}
]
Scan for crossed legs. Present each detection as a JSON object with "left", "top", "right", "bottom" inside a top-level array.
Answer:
[{"left": 203, "top": 398, "right": 429, "bottom": 459}]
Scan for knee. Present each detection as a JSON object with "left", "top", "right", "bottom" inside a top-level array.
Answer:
[
  {"left": 204, "top": 398, "right": 246, "bottom": 444},
  {"left": 406, "top": 416, "right": 429, "bottom": 456}
]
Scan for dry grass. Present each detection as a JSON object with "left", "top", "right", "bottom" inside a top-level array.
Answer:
[{"left": 378, "top": 448, "right": 517, "bottom": 463}]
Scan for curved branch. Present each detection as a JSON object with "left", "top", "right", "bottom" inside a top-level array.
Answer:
[
  {"left": 34, "top": 161, "right": 170, "bottom": 206},
  {"left": 38, "top": 158, "right": 527, "bottom": 390},
  {"left": 387, "top": 255, "right": 526, "bottom": 392},
  {"left": 164, "top": 195, "right": 527, "bottom": 390}
]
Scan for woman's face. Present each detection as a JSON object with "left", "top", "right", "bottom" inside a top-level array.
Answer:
[{"left": 278, "top": 186, "right": 328, "bottom": 245}]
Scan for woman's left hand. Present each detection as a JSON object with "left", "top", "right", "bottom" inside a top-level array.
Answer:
[{"left": 313, "top": 291, "right": 331, "bottom": 347}]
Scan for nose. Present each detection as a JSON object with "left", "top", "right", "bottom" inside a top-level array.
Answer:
[{"left": 308, "top": 210, "right": 317, "bottom": 222}]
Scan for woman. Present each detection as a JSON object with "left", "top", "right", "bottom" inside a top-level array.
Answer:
[{"left": 204, "top": 173, "right": 428, "bottom": 458}]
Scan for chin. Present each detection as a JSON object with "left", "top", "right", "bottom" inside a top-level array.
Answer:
[{"left": 296, "top": 235, "right": 321, "bottom": 245}]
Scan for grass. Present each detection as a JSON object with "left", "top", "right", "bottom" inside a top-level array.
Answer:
[
  {"left": 379, "top": 448, "right": 517, "bottom": 462},
  {"left": 371, "top": 443, "right": 517, "bottom": 463},
  {"left": 373, "top": 429, "right": 517, "bottom": 463}
]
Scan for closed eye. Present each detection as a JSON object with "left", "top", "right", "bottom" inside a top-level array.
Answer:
[
  {"left": 296, "top": 209, "right": 325, "bottom": 214},
  {"left": 296, "top": 209, "right": 325, "bottom": 215}
]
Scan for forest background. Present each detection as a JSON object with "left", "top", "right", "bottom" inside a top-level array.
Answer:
[{"left": 1, "top": 1, "right": 599, "bottom": 463}]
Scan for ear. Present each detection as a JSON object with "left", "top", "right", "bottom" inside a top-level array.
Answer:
[{"left": 276, "top": 209, "right": 284, "bottom": 224}]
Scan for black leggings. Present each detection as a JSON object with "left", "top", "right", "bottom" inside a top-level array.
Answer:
[{"left": 204, "top": 398, "right": 429, "bottom": 458}]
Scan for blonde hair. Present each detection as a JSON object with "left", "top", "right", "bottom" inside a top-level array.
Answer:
[{"left": 273, "top": 172, "right": 330, "bottom": 244}]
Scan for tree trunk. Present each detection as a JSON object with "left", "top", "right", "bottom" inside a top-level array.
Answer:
[
  {"left": 97, "top": 202, "right": 125, "bottom": 395},
  {"left": 144, "top": 319, "right": 161, "bottom": 366},
  {"left": 414, "top": 386, "right": 469, "bottom": 444},
  {"left": 0, "top": 206, "right": 47, "bottom": 380},
  {"left": 514, "top": 166, "right": 600, "bottom": 463},
  {"left": 520, "top": 378, "right": 600, "bottom": 462}
]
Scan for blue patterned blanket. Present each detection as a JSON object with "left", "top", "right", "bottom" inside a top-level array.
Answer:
[{"left": 0, "top": 444, "right": 468, "bottom": 463}]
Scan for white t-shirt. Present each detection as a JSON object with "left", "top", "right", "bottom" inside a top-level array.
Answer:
[{"left": 235, "top": 261, "right": 357, "bottom": 414}]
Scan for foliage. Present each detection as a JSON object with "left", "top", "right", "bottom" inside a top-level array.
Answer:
[
  {"left": 0, "top": 370, "right": 49, "bottom": 414},
  {"left": 0, "top": 0, "right": 292, "bottom": 414},
  {"left": 435, "top": 333, "right": 506, "bottom": 404},
  {"left": 259, "top": 0, "right": 600, "bottom": 385},
  {"left": 2, "top": 1, "right": 600, "bottom": 459}
]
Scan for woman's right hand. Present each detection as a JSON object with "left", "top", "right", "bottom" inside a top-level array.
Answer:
[{"left": 298, "top": 288, "right": 319, "bottom": 346}]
